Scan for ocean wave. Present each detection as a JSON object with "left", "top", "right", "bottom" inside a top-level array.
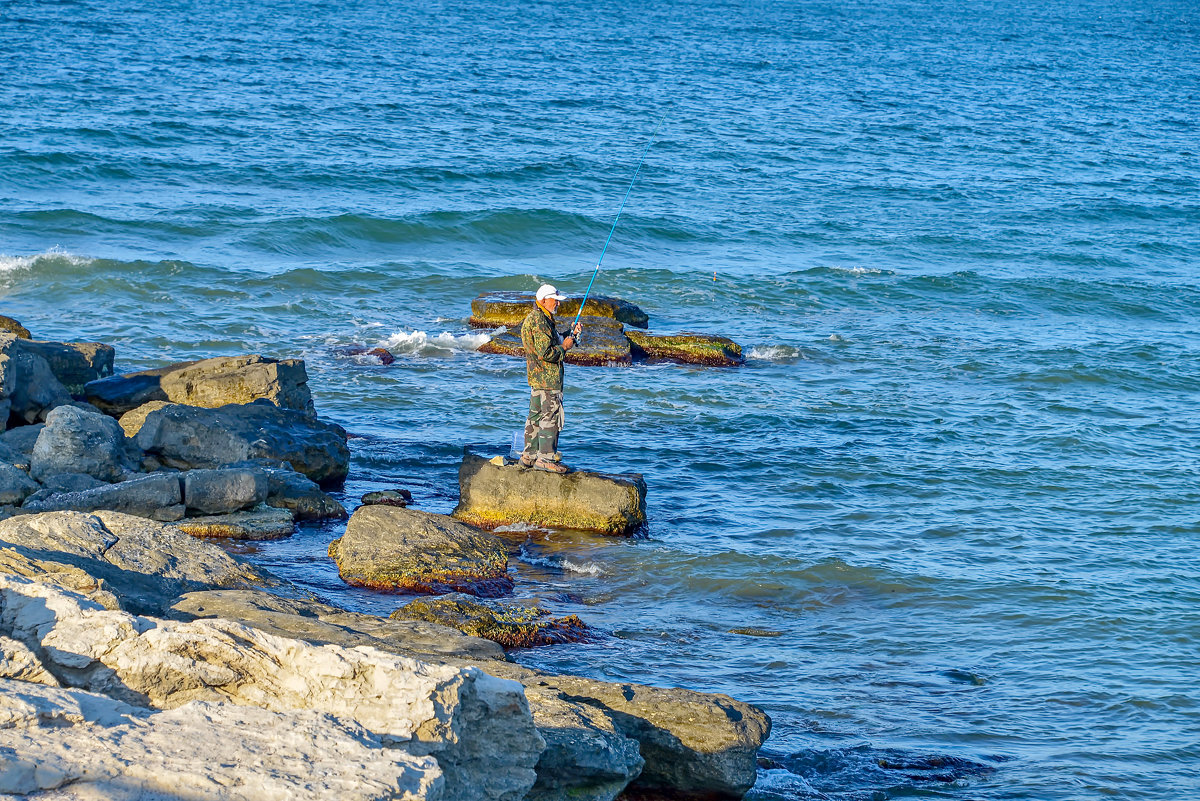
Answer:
[
  {"left": 0, "top": 247, "right": 93, "bottom": 273},
  {"left": 379, "top": 329, "right": 491, "bottom": 355},
  {"left": 748, "top": 345, "right": 804, "bottom": 361},
  {"left": 518, "top": 545, "right": 606, "bottom": 577}
]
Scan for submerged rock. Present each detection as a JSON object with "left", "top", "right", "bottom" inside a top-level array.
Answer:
[
  {"left": 469, "top": 292, "right": 649, "bottom": 329},
  {"left": 159, "top": 354, "right": 316, "bottom": 415},
  {"left": 339, "top": 345, "right": 397, "bottom": 365},
  {"left": 176, "top": 507, "right": 296, "bottom": 540},
  {"left": 393, "top": 593, "right": 589, "bottom": 649},
  {"left": 22, "top": 473, "right": 185, "bottom": 521},
  {"left": 626, "top": 330, "right": 745, "bottom": 367},
  {"left": 479, "top": 316, "right": 633, "bottom": 366},
  {"left": 454, "top": 452, "right": 647, "bottom": 536},
  {"left": 362, "top": 488, "right": 413, "bottom": 507},
  {"left": 329, "top": 504, "right": 513, "bottom": 597},
  {"left": 135, "top": 401, "right": 350, "bottom": 485}
]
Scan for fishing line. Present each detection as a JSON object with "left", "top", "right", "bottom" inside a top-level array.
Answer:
[{"left": 572, "top": 115, "right": 666, "bottom": 330}]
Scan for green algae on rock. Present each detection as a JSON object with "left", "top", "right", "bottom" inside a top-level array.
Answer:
[
  {"left": 469, "top": 291, "right": 649, "bottom": 329},
  {"left": 478, "top": 316, "right": 632, "bottom": 366},
  {"left": 329, "top": 504, "right": 513, "bottom": 597},
  {"left": 0, "top": 315, "right": 31, "bottom": 339},
  {"left": 392, "top": 593, "right": 589, "bottom": 649},
  {"left": 453, "top": 451, "right": 647, "bottom": 536},
  {"left": 625, "top": 331, "right": 745, "bottom": 367}
]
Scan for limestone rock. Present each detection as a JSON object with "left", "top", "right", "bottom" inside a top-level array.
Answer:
[
  {"left": 263, "top": 466, "right": 347, "bottom": 520},
  {"left": 453, "top": 452, "right": 646, "bottom": 535},
  {"left": 479, "top": 316, "right": 633, "bottom": 366},
  {"left": 135, "top": 400, "right": 350, "bottom": 485},
  {"left": 0, "top": 511, "right": 275, "bottom": 615},
  {"left": 0, "top": 463, "right": 38, "bottom": 505},
  {"left": 23, "top": 473, "right": 183, "bottom": 521},
  {"left": 85, "top": 372, "right": 170, "bottom": 416},
  {"left": 14, "top": 339, "right": 115, "bottom": 394},
  {"left": 160, "top": 354, "right": 316, "bottom": 415},
  {"left": 0, "top": 575, "right": 545, "bottom": 801},
  {"left": 118, "top": 399, "right": 173, "bottom": 437},
  {"left": 0, "top": 334, "right": 72, "bottom": 424},
  {"left": 330, "top": 505, "right": 513, "bottom": 597},
  {"left": 177, "top": 507, "right": 296, "bottom": 540},
  {"left": 362, "top": 488, "right": 413, "bottom": 507},
  {"left": 182, "top": 467, "right": 267, "bottom": 515},
  {"left": 393, "top": 594, "right": 589, "bottom": 649},
  {"left": 469, "top": 292, "right": 649, "bottom": 329},
  {"left": 0, "top": 636, "right": 59, "bottom": 685},
  {"left": 0, "top": 314, "right": 30, "bottom": 339},
  {"left": 30, "top": 404, "right": 133, "bottom": 482},
  {"left": 0, "top": 679, "right": 445, "bottom": 801},
  {"left": 626, "top": 331, "right": 745, "bottom": 367}
]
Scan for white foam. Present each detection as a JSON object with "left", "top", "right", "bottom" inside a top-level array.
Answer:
[
  {"left": 829, "top": 265, "right": 885, "bottom": 275},
  {"left": 517, "top": 545, "right": 606, "bottom": 577},
  {"left": 380, "top": 329, "right": 492, "bottom": 355},
  {"left": 495, "top": 521, "right": 541, "bottom": 534},
  {"left": 0, "top": 246, "right": 92, "bottom": 273},
  {"left": 748, "top": 345, "right": 803, "bottom": 361}
]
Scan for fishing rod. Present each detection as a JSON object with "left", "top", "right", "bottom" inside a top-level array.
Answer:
[{"left": 571, "top": 115, "right": 666, "bottom": 331}]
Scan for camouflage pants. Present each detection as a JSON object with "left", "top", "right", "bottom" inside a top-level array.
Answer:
[{"left": 523, "top": 389, "right": 564, "bottom": 459}]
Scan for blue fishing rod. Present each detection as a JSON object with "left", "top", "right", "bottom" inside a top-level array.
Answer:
[{"left": 571, "top": 116, "right": 666, "bottom": 332}]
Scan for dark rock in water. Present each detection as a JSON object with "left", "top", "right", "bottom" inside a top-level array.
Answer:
[
  {"left": 626, "top": 331, "right": 745, "bottom": 367},
  {"left": 13, "top": 339, "right": 115, "bottom": 395},
  {"left": 329, "top": 504, "right": 513, "bottom": 597},
  {"left": 0, "top": 315, "right": 30, "bottom": 340},
  {"left": 392, "top": 593, "right": 589, "bottom": 649},
  {"left": 182, "top": 468, "right": 268, "bottom": 515},
  {"left": 469, "top": 291, "right": 649, "bottom": 329},
  {"left": 338, "top": 346, "right": 396, "bottom": 365},
  {"left": 30, "top": 404, "right": 137, "bottom": 483},
  {"left": 134, "top": 401, "right": 350, "bottom": 486},
  {"left": 177, "top": 507, "right": 296, "bottom": 541},
  {"left": 261, "top": 467, "right": 346, "bottom": 520},
  {"left": 361, "top": 489, "right": 412, "bottom": 507},
  {"left": 478, "top": 316, "right": 632, "bottom": 366},
  {"left": 454, "top": 451, "right": 646, "bottom": 536},
  {"left": 159, "top": 355, "right": 316, "bottom": 416},
  {"left": 22, "top": 473, "right": 184, "bottom": 521}
]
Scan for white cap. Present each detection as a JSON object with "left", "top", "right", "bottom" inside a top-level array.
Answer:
[{"left": 536, "top": 284, "right": 567, "bottom": 302}]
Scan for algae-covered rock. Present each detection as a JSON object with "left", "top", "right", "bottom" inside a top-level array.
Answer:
[
  {"left": 453, "top": 452, "right": 646, "bottom": 536},
  {"left": 176, "top": 507, "right": 296, "bottom": 540},
  {"left": 362, "top": 488, "right": 412, "bottom": 507},
  {"left": 469, "top": 292, "right": 649, "bottom": 329},
  {"left": 329, "top": 504, "right": 513, "bottom": 597},
  {"left": 626, "top": 331, "right": 745, "bottom": 367},
  {"left": 0, "top": 315, "right": 31, "bottom": 339},
  {"left": 478, "top": 316, "right": 632, "bottom": 366},
  {"left": 393, "top": 593, "right": 589, "bottom": 649}
]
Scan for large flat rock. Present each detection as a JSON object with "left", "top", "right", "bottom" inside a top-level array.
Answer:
[
  {"left": 469, "top": 292, "right": 649, "bottom": 329},
  {"left": 22, "top": 473, "right": 185, "bottom": 521},
  {"left": 626, "top": 331, "right": 745, "bottom": 367},
  {"left": 453, "top": 452, "right": 646, "bottom": 536},
  {"left": 159, "top": 354, "right": 315, "bottom": 415}
]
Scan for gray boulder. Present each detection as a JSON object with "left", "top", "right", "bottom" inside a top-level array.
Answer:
[
  {"left": 13, "top": 339, "right": 115, "bottom": 395},
  {"left": 30, "top": 404, "right": 133, "bottom": 482},
  {"left": 159, "top": 355, "right": 315, "bottom": 415},
  {"left": 0, "top": 440, "right": 30, "bottom": 472},
  {"left": 0, "top": 464, "right": 38, "bottom": 505},
  {"left": 0, "top": 334, "right": 72, "bottom": 425},
  {"left": 22, "top": 473, "right": 184, "bottom": 521},
  {"left": 1, "top": 423, "right": 43, "bottom": 459},
  {"left": 182, "top": 468, "right": 267, "bottom": 515},
  {"left": 176, "top": 507, "right": 295, "bottom": 541},
  {"left": 262, "top": 466, "right": 347, "bottom": 520},
  {"left": 135, "top": 401, "right": 350, "bottom": 485},
  {"left": 37, "top": 472, "right": 108, "bottom": 495}
]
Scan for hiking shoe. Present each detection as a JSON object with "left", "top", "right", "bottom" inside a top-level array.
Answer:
[
  {"left": 534, "top": 459, "right": 569, "bottom": 474},
  {"left": 517, "top": 454, "right": 536, "bottom": 469}
]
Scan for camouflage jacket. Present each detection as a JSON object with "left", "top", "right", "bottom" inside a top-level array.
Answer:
[{"left": 521, "top": 305, "right": 567, "bottom": 390}]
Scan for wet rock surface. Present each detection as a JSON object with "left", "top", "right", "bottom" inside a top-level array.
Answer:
[
  {"left": 626, "top": 331, "right": 745, "bottom": 367},
  {"left": 0, "top": 315, "right": 31, "bottom": 339},
  {"left": 176, "top": 507, "right": 296, "bottom": 540},
  {"left": 469, "top": 292, "right": 649, "bottom": 329},
  {"left": 479, "top": 316, "right": 633, "bottom": 366},
  {"left": 13, "top": 339, "right": 115, "bottom": 395},
  {"left": 362, "top": 488, "right": 413, "bottom": 507},
  {"left": 454, "top": 452, "right": 647, "bottom": 535},
  {"left": 392, "top": 593, "right": 589, "bottom": 649},
  {"left": 262, "top": 465, "right": 347, "bottom": 520},
  {"left": 330, "top": 505, "right": 513, "bottom": 597}
]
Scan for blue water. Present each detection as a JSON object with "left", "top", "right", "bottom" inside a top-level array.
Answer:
[{"left": 3, "top": 0, "right": 1199, "bottom": 797}]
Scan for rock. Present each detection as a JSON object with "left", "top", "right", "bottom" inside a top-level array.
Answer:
[
  {"left": 0, "top": 574, "right": 545, "bottom": 801},
  {"left": 177, "top": 507, "right": 296, "bottom": 540},
  {"left": 453, "top": 452, "right": 647, "bottom": 535},
  {"left": 0, "top": 440, "right": 30, "bottom": 471},
  {"left": 159, "top": 354, "right": 316, "bottom": 415},
  {"left": 86, "top": 374, "right": 167, "bottom": 416},
  {"left": 0, "top": 334, "right": 72, "bottom": 425},
  {"left": 340, "top": 345, "right": 397, "bottom": 365},
  {"left": 393, "top": 594, "right": 589, "bottom": 649},
  {"left": 0, "top": 464, "right": 39, "bottom": 505},
  {"left": 135, "top": 400, "right": 350, "bottom": 485},
  {"left": 21, "top": 474, "right": 185, "bottom": 521},
  {"left": 330, "top": 505, "right": 513, "bottom": 597},
  {"left": 36, "top": 472, "right": 108, "bottom": 495},
  {"left": 1, "top": 423, "right": 43, "bottom": 459},
  {"left": 479, "top": 316, "right": 633, "bottom": 366},
  {"left": 0, "top": 679, "right": 445, "bottom": 801},
  {"left": 263, "top": 466, "right": 347, "bottom": 520},
  {"left": 182, "top": 467, "right": 267, "bottom": 515},
  {"left": 0, "top": 511, "right": 275, "bottom": 615},
  {"left": 30, "top": 404, "right": 133, "bottom": 482},
  {"left": 118, "top": 399, "right": 173, "bottom": 437},
  {"left": 626, "top": 331, "right": 745, "bottom": 367},
  {"left": 362, "top": 488, "right": 413, "bottom": 507},
  {"left": 0, "top": 314, "right": 30, "bottom": 339},
  {"left": 13, "top": 339, "right": 116, "bottom": 394},
  {"left": 469, "top": 292, "right": 649, "bottom": 329}
]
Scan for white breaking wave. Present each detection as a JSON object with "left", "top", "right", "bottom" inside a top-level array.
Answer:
[
  {"left": 518, "top": 545, "right": 606, "bottom": 577},
  {"left": 0, "top": 246, "right": 93, "bottom": 273},
  {"left": 380, "top": 329, "right": 491, "bottom": 355},
  {"left": 748, "top": 345, "right": 803, "bottom": 361},
  {"left": 829, "top": 265, "right": 886, "bottom": 275}
]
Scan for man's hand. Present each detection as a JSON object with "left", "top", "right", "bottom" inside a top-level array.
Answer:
[
  {"left": 564, "top": 322, "right": 583, "bottom": 350},
  {"left": 571, "top": 322, "right": 583, "bottom": 336}
]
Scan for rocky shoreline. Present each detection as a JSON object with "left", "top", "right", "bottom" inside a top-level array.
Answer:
[{"left": 0, "top": 318, "right": 770, "bottom": 800}]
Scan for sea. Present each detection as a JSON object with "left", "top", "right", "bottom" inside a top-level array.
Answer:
[{"left": 2, "top": 0, "right": 1198, "bottom": 797}]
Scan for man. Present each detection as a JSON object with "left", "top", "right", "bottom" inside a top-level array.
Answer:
[{"left": 518, "top": 284, "right": 583, "bottom": 473}]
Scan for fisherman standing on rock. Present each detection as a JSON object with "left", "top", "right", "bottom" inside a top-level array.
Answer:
[{"left": 518, "top": 284, "right": 583, "bottom": 473}]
